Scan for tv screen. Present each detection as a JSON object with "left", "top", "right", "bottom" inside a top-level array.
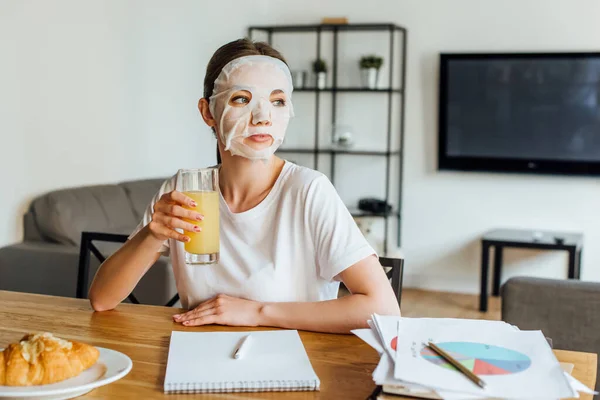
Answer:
[{"left": 438, "top": 52, "right": 600, "bottom": 175}]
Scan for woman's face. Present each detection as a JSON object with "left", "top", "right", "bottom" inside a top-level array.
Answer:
[
  {"left": 227, "top": 87, "right": 289, "bottom": 150},
  {"left": 209, "top": 57, "right": 294, "bottom": 160}
]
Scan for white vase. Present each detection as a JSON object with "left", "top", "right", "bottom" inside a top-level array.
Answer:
[
  {"left": 316, "top": 72, "right": 327, "bottom": 89},
  {"left": 291, "top": 70, "right": 307, "bottom": 89},
  {"left": 361, "top": 68, "right": 379, "bottom": 89}
]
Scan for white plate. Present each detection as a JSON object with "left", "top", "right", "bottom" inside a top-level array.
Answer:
[{"left": 0, "top": 347, "right": 132, "bottom": 400}]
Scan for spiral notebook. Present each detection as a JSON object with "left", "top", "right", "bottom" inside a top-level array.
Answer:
[{"left": 163, "top": 330, "right": 320, "bottom": 393}]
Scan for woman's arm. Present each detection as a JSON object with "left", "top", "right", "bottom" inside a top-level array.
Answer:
[
  {"left": 174, "top": 255, "right": 400, "bottom": 334},
  {"left": 89, "top": 190, "right": 200, "bottom": 311},
  {"left": 88, "top": 226, "right": 163, "bottom": 311},
  {"left": 261, "top": 255, "right": 400, "bottom": 333}
]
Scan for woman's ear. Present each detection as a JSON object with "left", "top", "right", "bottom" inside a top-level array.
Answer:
[{"left": 198, "top": 98, "right": 216, "bottom": 128}]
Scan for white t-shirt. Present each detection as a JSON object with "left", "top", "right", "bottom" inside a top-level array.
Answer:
[{"left": 131, "top": 161, "right": 376, "bottom": 309}]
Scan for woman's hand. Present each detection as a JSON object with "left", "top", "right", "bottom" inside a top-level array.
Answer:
[
  {"left": 148, "top": 191, "right": 203, "bottom": 243},
  {"left": 173, "top": 294, "right": 263, "bottom": 327}
]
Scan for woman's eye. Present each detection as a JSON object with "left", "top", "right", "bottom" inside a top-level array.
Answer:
[
  {"left": 272, "top": 99, "right": 286, "bottom": 107},
  {"left": 231, "top": 96, "right": 249, "bottom": 105}
]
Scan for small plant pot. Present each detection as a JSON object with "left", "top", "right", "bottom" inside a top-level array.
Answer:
[
  {"left": 316, "top": 72, "right": 327, "bottom": 89},
  {"left": 361, "top": 67, "right": 379, "bottom": 89}
]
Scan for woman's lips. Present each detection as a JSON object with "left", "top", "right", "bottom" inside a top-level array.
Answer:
[{"left": 247, "top": 134, "right": 272, "bottom": 143}]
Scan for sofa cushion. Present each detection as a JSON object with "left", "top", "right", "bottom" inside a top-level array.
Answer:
[
  {"left": 119, "top": 178, "right": 166, "bottom": 221},
  {"left": 31, "top": 184, "right": 138, "bottom": 247}
]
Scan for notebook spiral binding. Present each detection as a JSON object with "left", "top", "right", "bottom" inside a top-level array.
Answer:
[{"left": 164, "top": 379, "right": 320, "bottom": 393}]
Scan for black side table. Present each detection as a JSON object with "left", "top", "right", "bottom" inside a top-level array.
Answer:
[{"left": 480, "top": 228, "right": 584, "bottom": 312}]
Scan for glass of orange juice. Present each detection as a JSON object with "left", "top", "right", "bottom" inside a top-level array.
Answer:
[{"left": 176, "top": 168, "right": 219, "bottom": 264}]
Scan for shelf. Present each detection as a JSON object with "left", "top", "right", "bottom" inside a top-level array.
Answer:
[
  {"left": 349, "top": 208, "right": 400, "bottom": 218},
  {"left": 249, "top": 23, "right": 406, "bottom": 33},
  {"left": 277, "top": 148, "right": 400, "bottom": 156},
  {"left": 295, "top": 87, "right": 403, "bottom": 93},
  {"left": 248, "top": 21, "right": 406, "bottom": 250}
]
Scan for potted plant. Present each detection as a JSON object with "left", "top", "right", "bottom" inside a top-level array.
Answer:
[
  {"left": 312, "top": 59, "right": 328, "bottom": 89},
  {"left": 359, "top": 55, "right": 384, "bottom": 89}
]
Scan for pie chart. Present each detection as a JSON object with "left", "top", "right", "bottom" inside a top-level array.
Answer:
[{"left": 421, "top": 342, "right": 531, "bottom": 375}]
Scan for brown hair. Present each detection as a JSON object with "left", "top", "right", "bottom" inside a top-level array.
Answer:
[{"left": 203, "top": 38, "right": 288, "bottom": 100}]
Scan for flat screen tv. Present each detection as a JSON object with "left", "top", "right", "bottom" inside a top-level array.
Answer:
[{"left": 438, "top": 52, "right": 600, "bottom": 176}]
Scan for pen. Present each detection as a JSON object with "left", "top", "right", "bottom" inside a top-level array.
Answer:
[
  {"left": 426, "top": 342, "right": 486, "bottom": 389},
  {"left": 233, "top": 334, "right": 252, "bottom": 359}
]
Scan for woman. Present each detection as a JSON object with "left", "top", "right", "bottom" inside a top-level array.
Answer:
[{"left": 89, "top": 38, "right": 400, "bottom": 333}]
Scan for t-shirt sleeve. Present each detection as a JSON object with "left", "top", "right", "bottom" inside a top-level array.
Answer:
[
  {"left": 128, "top": 175, "right": 177, "bottom": 255},
  {"left": 306, "top": 175, "right": 377, "bottom": 282}
]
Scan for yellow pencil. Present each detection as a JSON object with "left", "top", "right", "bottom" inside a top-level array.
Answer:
[{"left": 426, "top": 342, "right": 486, "bottom": 389}]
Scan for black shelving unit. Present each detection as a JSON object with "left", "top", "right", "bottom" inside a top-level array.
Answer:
[{"left": 248, "top": 23, "right": 407, "bottom": 253}]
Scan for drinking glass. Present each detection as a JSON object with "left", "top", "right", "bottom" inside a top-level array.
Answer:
[{"left": 176, "top": 168, "right": 219, "bottom": 264}]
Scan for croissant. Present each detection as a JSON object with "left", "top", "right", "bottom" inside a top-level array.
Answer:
[{"left": 0, "top": 332, "right": 100, "bottom": 386}]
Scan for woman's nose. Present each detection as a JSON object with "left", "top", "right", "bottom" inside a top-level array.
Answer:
[{"left": 251, "top": 99, "right": 272, "bottom": 126}]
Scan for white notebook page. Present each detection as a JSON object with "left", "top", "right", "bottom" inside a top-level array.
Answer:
[{"left": 164, "top": 330, "right": 320, "bottom": 392}]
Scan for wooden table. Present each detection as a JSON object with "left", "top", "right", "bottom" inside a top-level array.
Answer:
[{"left": 0, "top": 291, "right": 596, "bottom": 399}]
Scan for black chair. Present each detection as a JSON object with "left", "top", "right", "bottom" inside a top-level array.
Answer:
[
  {"left": 76, "top": 231, "right": 180, "bottom": 307},
  {"left": 339, "top": 257, "right": 404, "bottom": 307},
  {"left": 380, "top": 257, "right": 404, "bottom": 308}
]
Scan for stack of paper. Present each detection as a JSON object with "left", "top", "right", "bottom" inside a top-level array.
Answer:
[{"left": 353, "top": 315, "right": 596, "bottom": 399}]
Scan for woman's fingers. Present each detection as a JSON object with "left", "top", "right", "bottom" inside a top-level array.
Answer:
[
  {"left": 148, "top": 220, "right": 189, "bottom": 243},
  {"left": 155, "top": 203, "right": 203, "bottom": 222},
  {"left": 174, "top": 295, "right": 229, "bottom": 322},
  {"left": 148, "top": 191, "right": 206, "bottom": 242},
  {"left": 154, "top": 212, "right": 201, "bottom": 234},
  {"left": 182, "top": 314, "right": 219, "bottom": 327},
  {"left": 177, "top": 306, "right": 219, "bottom": 324},
  {"left": 175, "top": 299, "right": 218, "bottom": 321},
  {"left": 159, "top": 190, "right": 197, "bottom": 208}
]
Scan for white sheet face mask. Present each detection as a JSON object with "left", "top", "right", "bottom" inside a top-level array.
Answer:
[{"left": 208, "top": 55, "right": 294, "bottom": 161}]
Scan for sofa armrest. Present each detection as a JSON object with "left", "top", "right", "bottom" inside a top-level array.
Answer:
[
  {"left": 0, "top": 240, "right": 178, "bottom": 307},
  {"left": 502, "top": 277, "right": 600, "bottom": 359},
  {"left": 0, "top": 242, "right": 80, "bottom": 297}
]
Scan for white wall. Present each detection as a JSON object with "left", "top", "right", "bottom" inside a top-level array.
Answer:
[
  {"left": 260, "top": 0, "right": 600, "bottom": 293},
  {"left": 0, "top": 0, "right": 266, "bottom": 244},
  {"left": 2, "top": 0, "right": 599, "bottom": 294}
]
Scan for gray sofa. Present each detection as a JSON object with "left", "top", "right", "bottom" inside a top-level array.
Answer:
[
  {"left": 502, "top": 276, "right": 600, "bottom": 391},
  {"left": 0, "top": 178, "right": 179, "bottom": 306}
]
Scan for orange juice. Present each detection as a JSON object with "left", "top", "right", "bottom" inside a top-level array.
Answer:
[{"left": 183, "top": 191, "right": 219, "bottom": 255}]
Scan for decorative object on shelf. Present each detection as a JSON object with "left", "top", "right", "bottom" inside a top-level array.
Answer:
[
  {"left": 359, "top": 55, "right": 384, "bottom": 89},
  {"left": 358, "top": 197, "right": 392, "bottom": 215},
  {"left": 321, "top": 17, "right": 349, "bottom": 25},
  {"left": 331, "top": 124, "right": 355, "bottom": 149},
  {"left": 291, "top": 70, "right": 307, "bottom": 89},
  {"left": 312, "top": 58, "right": 328, "bottom": 89}
]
